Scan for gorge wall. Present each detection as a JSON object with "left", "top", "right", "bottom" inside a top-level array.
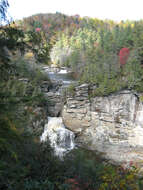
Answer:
[{"left": 62, "top": 84, "right": 143, "bottom": 165}]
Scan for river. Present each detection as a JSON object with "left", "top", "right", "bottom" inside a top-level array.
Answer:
[{"left": 40, "top": 66, "right": 77, "bottom": 158}]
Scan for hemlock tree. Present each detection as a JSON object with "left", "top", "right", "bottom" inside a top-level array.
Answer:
[{"left": 0, "top": 0, "right": 9, "bottom": 24}]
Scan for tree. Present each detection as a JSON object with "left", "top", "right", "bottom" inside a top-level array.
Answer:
[
  {"left": 119, "top": 47, "right": 130, "bottom": 65},
  {"left": 0, "top": 0, "right": 9, "bottom": 24}
]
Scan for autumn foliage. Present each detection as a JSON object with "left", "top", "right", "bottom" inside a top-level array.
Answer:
[
  {"left": 119, "top": 47, "right": 130, "bottom": 65},
  {"left": 35, "top": 27, "right": 41, "bottom": 32},
  {"left": 65, "top": 176, "right": 91, "bottom": 190}
]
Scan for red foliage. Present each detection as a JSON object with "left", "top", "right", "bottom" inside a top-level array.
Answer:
[
  {"left": 65, "top": 178, "right": 80, "bottom": 190},
  {"left": 35, "top": 27, "right": 41, "bottom": 32},
  {"left": 129, "top": 161, "right": 133, "bottom": 167},
  {"left": 47, "top": 24, "right": 51, "bottom": 27},
  {"left": 119, "top": 47, "right": 130, "bottom": 65},
  {"left": 65, "top": 177, "right": 91, "bottom": 190}
]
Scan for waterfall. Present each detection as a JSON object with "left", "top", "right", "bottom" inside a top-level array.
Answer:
[{"left": 40, "top": 117, "right": 75, "bottom": 158}]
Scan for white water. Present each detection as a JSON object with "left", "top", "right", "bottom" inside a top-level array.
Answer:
[
  {"left": 40, "top": 117, "right": 75, "bottom": 158},
  {"left": 58, "top": 69, "right": 68, "bottom": 74}
]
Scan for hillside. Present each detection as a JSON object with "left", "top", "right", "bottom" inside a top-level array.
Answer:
[
  {"left": 1, "top": 6, "right": 143, "bottom": 189},
  {"left": 16, "top": 13, "right": 143, "bottom": 95}
]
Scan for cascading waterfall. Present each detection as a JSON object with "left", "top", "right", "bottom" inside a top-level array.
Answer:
[
  {"left": 41, "top": 66, "right": 76, "bottom": 157},
  {"left": 40, "top": 117, "right": 75, "bottom": 158}
]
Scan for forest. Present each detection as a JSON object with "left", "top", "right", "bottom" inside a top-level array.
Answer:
[
  {"left": 19, "top": 12, "right": 143, "bottom": 95},
  {"left": 1, "top": 0, "right": 143, "bottom": 189}
]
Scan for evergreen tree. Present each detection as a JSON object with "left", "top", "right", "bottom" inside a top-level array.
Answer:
[{"left": 0, "top": 0, "right": 9, "bottom": 24}]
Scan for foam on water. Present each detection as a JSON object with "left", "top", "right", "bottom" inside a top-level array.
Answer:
[{"left": 40, "top": 117, "right": 75, "bottom": 158}]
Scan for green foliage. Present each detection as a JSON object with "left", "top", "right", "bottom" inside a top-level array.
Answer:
[
  {"left": 50, "top": 28, "right": 97, "bottom": 71},
  {"left": 24, "top": 30, "right": 51, "bottom": 64},
  {"left": 13, "top": 58, "right": 50, "bottom": 84},
  {"left": 1, "top": 10, "right": 143, "bottom": 190},
  {"left": 0, "top": 144, "right": 141, "bottom": 190},
  {"left": 0, "top": 22, "right": 52, "bottom": 189},
  {"left": 49, "top": 19, "right": 143, "bottom": 95},
  {"left": 139, "top": 95, "right": 143, "bottom": 102},
  {"left": 16, "top": 13, "right": 143, "bottom": 95},
  {"left": 0, "top": 134, "right": 60, "bottom": 190},
  {"left": 67, "top": 84, "right": 76, "bottom": 96},
  {"left": 61, "top": 149, "right": 141, "bottom": 190},
  {"left": 0, "top": 27, "right": 26, "bottom": 66}
]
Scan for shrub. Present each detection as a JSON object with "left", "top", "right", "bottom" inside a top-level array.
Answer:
[{"left": 67, "top": 84, "right": 76, "bottom": 96}]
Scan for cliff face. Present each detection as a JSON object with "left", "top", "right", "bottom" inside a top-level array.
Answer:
[{"left": 62, "top": 84, "right": 143, "bottom": 164}]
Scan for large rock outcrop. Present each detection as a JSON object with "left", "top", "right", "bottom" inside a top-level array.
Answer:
[
  {"left": 62, "top": 84, "right": 143, "bottom": 165},
  {"left": 45, "top": 91, "right": 65, "bottom": 116}
]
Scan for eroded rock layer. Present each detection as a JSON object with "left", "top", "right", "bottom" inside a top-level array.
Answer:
[{"left": 62, "top": 84, "right": 143, "bottom": 164}]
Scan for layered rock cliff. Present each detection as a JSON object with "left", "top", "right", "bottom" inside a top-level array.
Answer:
[{"left": 62, "top": 84, "right": 143, "bottom": 165}]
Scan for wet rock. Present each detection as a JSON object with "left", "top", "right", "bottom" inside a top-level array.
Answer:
[{"left": 45, "top": 92, "right": 65, "bottom": 116}]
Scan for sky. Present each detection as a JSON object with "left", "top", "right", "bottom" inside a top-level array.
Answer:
[{"left": 8, "top": 0, "right": 143, "bottom": 22}]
